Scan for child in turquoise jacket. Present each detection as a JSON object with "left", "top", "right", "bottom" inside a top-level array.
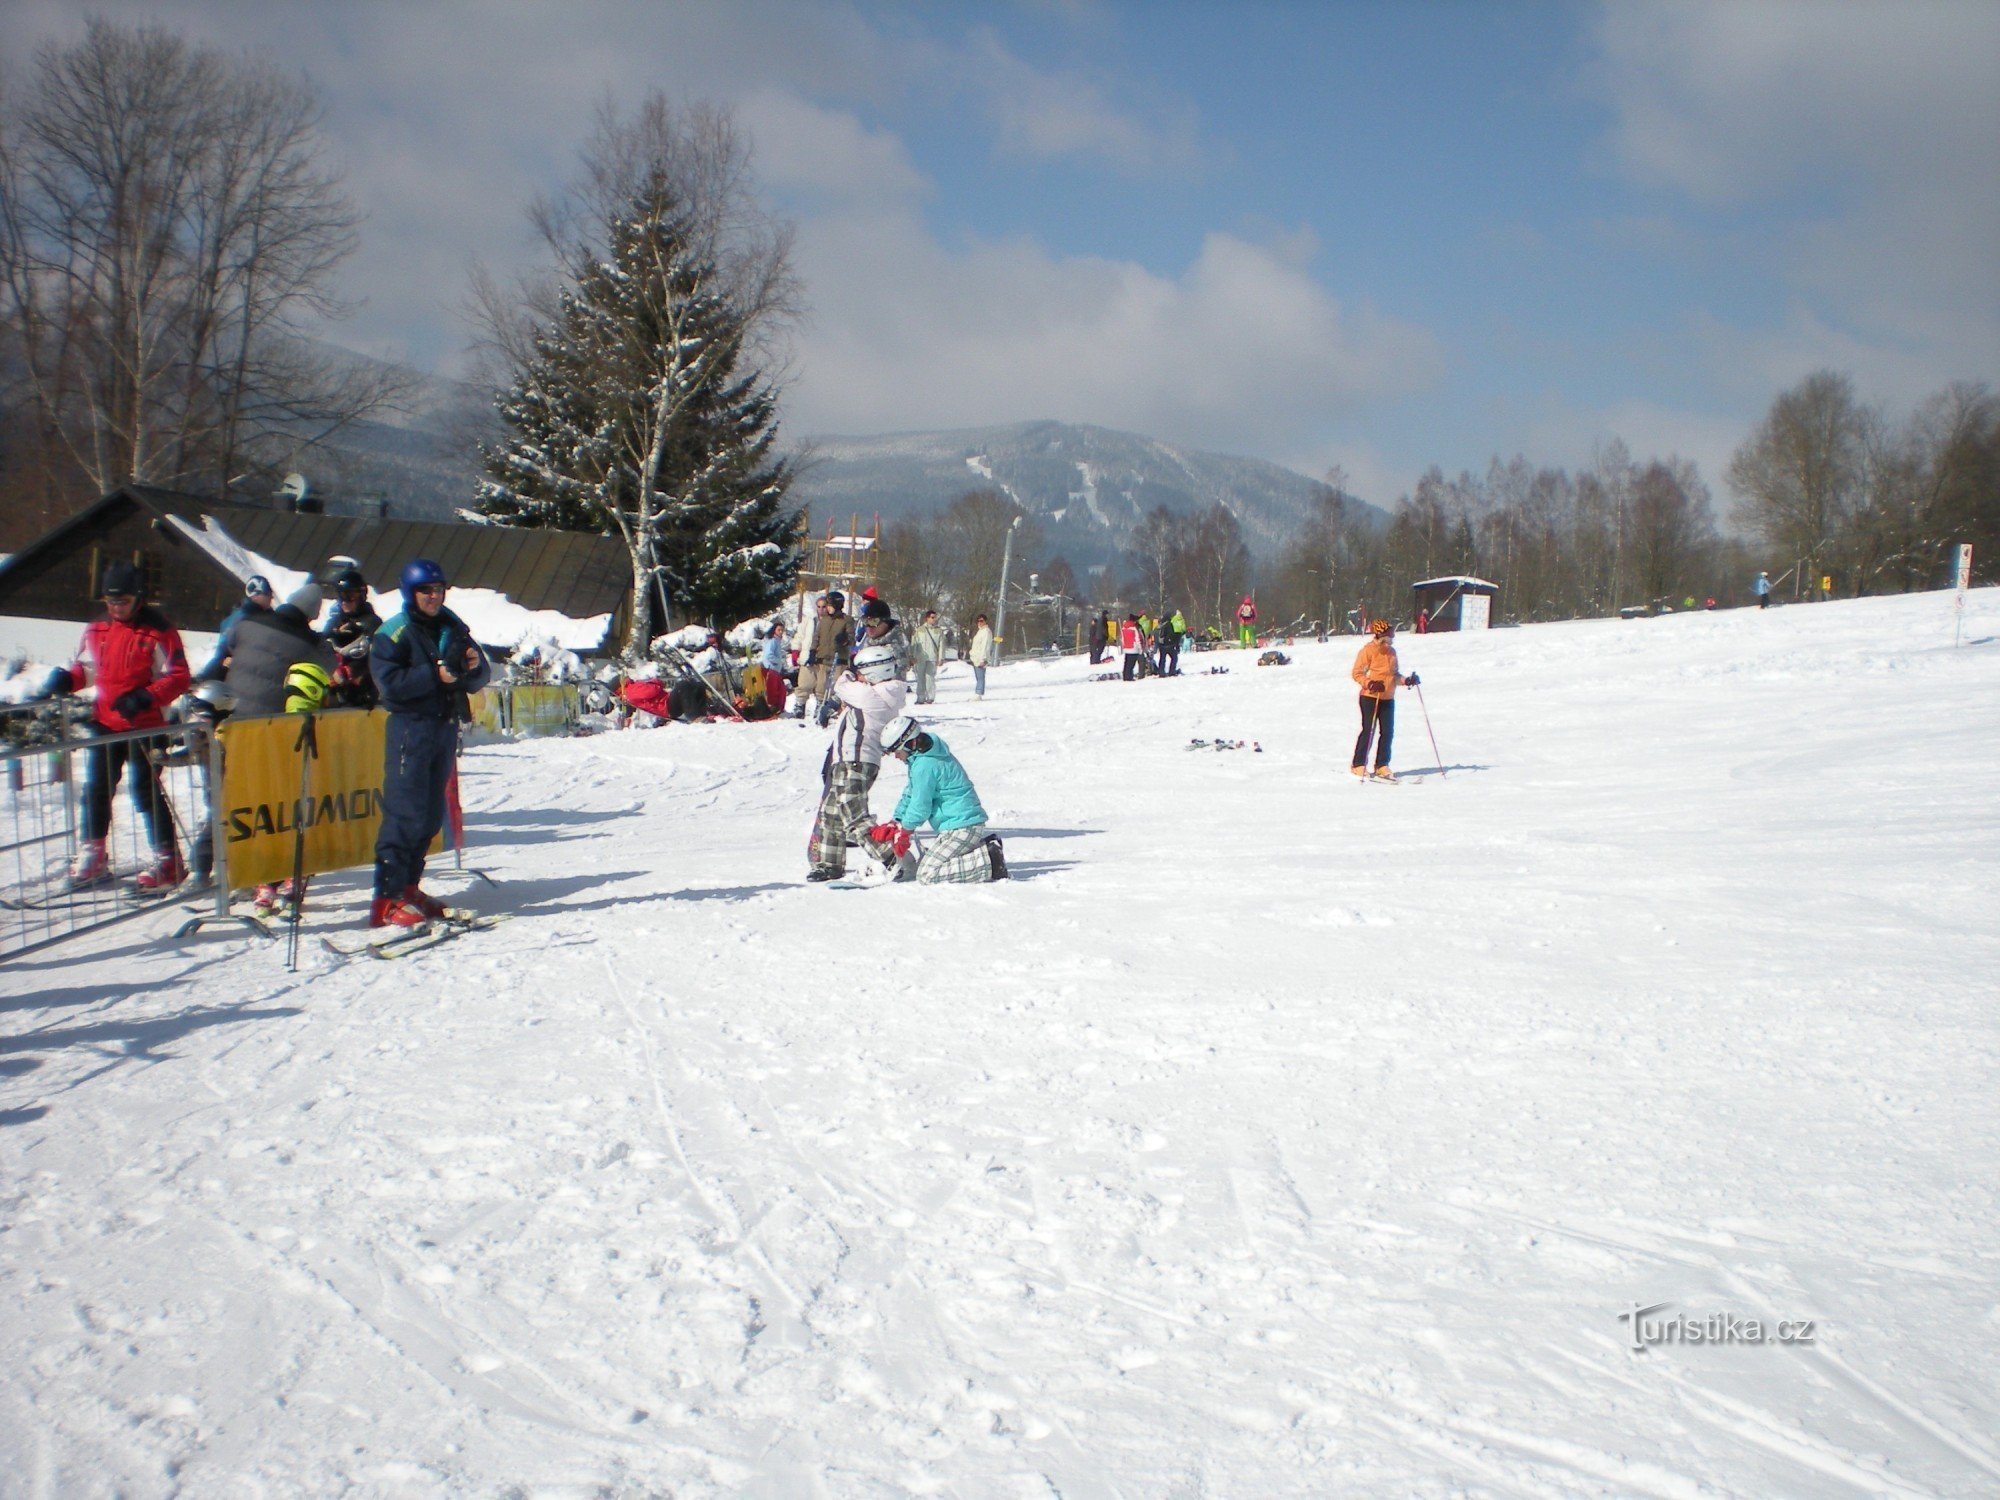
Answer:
[{"left": 869, "top": 718, "right": 1008, "bottom": 883}]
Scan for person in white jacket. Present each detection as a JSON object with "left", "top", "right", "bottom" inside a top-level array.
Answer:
[
  {"left": 806, "top": 644, "right": 909, "bottom": 881},
  {"left": 909, "top": 609, "right": 946, "bottom": 704},
  {"left": 968, "top": 613, "right": 995, "bottom": 699}
]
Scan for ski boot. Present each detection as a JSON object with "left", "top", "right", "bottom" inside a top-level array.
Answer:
[
  {"left": 252, "top": 883, "right": 281, "bottom": 916},
  {"left": 1372, "top": 765, "right": 1396, "bottom": 782},
  {"left": 67, "top": 839, "right": 111, "bottom": 889},
  {"left": 401, "top": 885, "right": 451, "bottom": 922},
  {"left": 805, "top": 866, "right": 841, "bottom": 883},
  {"left": 1349, "top": 765, "right": 1367, "bottom": 779},
  {"left": 133, "top": 849, "right": 186, "bottom": 893},
  {"left": 985, "top": 835, "right": 1008, "bottom": 881},
  {"left": 368, "top": 896, "right": 429, "bottom": 930}
]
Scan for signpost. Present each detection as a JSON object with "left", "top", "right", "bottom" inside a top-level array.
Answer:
[{"left": 1953, "top": 543, "right": 1972, "bottom": 647}]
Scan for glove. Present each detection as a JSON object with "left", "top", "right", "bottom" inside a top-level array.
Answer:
[
  {"left": 870, "top": 823, "right": 913, "bottom": 858},
  {"left": 814, "top": 697, "right": 837, "bottom": 728},
  {"left": 40, "top": 666, "right": 73, "bottom": 698},
  {"left": 1364, "top": 680, "right": 1385, "bottom": 695},
  {"left": 112, "top": 688, "right": 154, "bottom": 717},
  {"left": 1403, "top": 672, "right": 1420, "bottom": 688}
]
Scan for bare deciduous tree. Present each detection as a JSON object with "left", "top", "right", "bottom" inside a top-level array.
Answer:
[
  {"left": 0, "top": 19, "right": 404, "bottom": 513},
  {"left": 1726, "top": 370, "right": 1866, "bottom": 580}
]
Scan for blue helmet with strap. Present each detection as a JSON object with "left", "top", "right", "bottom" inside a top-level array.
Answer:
[{"left": 399, "top": 558, "right": 447, "bottom": 609}]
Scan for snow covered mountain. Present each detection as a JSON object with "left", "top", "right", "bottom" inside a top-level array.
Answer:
[{"left": 796, "top": 420, "right": 1381, "bottom": 565}]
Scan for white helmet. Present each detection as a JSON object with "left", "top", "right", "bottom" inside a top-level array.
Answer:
[
  {"left": 191, "top": 679, "right": 236, "bottom": 713},
  {"left": 852, "top": 644, "right": 900, "bottom": 684},
  {"left": 881, "top": 714, "right": 921, "bottom": 755}
]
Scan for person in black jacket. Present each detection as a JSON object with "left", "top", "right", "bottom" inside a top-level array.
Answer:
[
  {"left": 324, "top": 565, "right": 383, "bottom": 708},
  {"left": 367, "top": 559, "right": 491, "bottom": 930}
]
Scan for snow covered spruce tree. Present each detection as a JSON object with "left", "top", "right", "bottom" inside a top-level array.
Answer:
[{"left": 475, "top": 99, "right": 801, "bottom": 652}]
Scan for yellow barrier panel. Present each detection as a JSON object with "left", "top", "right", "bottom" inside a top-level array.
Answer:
[
  {"left": 217, "top": 710, "right": 440, "bottom": 889},
  {"left": 509, "top": 684, "right": 573, "bottom": 737},
  {"left": 469, "top": 688, "right": 504, "bottom": 734}
]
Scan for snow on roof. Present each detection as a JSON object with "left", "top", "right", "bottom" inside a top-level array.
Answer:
[
  {"left": 1412, "top": 576, "right": 1499, "bottom": 590},
  {"left": 167, "top": 513, "right": 612, "bottom": 653},
  {"left": 824, "top": 536, "right": 876, "bottom": 551}
]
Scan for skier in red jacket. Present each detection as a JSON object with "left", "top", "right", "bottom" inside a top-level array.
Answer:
[{"left": 42, "top": 560, "right": 194, "bottom": 889}]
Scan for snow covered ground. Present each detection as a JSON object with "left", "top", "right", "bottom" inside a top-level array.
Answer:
[{"left": 3, "top": 589, "right": 1997, "bottom": 1496}]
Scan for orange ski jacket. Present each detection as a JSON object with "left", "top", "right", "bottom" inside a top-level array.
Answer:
[{"left": 1351, "top": 639, "right": 1402, "bottom": 699}]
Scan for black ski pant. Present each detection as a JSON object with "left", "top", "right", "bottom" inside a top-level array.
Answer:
[
  {"left": 1122, "top": 652, "right": 1139, "bottom": 681},
  {"left": 1353, "top": 695, "right": 1395, "bottom": 769},
  {"left": 80, "top": 728, "right": 177, "bottom": 852},
  {"left": 375, "top": 714, "right": 458, "bottom": 898}
]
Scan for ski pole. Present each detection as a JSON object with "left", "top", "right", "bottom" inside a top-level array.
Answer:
[
  {"left": 1413, "top": 682, "right": 1446, "bottom": 780},
  {"left": 285, "top": 714, "right": 317, "bottom": 971}
]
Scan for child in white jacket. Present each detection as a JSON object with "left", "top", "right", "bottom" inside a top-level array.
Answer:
[{"left": 806, "top": 644, "right": 908, "bottom": 881}]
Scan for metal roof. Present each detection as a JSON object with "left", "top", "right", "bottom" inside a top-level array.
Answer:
[
  {"left": 1411, "top": 576, "right": 1499, "bottom": 591},
  {"left": 116, "top": 486, "right": 629, "bottom": 619}
]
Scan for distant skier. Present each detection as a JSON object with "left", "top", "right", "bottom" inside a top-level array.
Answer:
[
  {"left": 1350, "top": 619, "right": 1416, "bottom": 782},
  {"left": 968, "top": 614, "right": 995, "bottom": 698},
  {"left": 806, "top": 644, "right": 908, "bottom": 882},
  {"left": 858, "top": 596, "right": 910, "bottom": 676},
  {"left": 867, "top": 716, "right": 1007, "bottom": 883},
  {"left": 792, "top": 592, "right": 851, "bottom": 721},
  {"left": 1120, "top": 614, "right": 1144, "bottom": 681},
  {"left": 1754, "top": 571, "right": 1772, "bottom": 609},
  {"left": 368, "top": 559, "right": 491, "bottom": 930},
  {"left": 759, "top": 620, "right": 791, "bottom": 714},
  {"left": 1236, "top": 594, "right": 1258, "bottom": 647},
  {"left": 1156, "top": 610, "right": 1182, "bottom": 676},
  {"left": 910, "top": 609, "right": 946, "bottom": 704}
]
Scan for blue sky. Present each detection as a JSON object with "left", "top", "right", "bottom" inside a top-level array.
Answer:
[{"left": 7, "top": 0, "right": 1996, "bottom": 509}]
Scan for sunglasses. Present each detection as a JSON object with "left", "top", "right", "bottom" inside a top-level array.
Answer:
[
  {"left": 103, "top": 592, "right": 137, "bottom": 604},
  {"left": 413, "top": 584, "right": 446, "bottom": 597}
]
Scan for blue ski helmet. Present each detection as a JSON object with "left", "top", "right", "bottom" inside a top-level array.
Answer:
[{"left": 399, "top": 558, "right": 447, "bottom": 607}]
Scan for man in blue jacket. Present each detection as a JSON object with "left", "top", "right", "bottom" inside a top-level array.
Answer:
[
  {"left": 868, "top": 716, "right": 1007, "bottom": 883},
  {"left": 367, "top": 559, "right": 491, "bottom": 929}
]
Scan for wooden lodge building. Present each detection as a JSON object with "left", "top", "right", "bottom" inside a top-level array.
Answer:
[{"left": 0, "top": 486, "right": 632, "bottom": 651}]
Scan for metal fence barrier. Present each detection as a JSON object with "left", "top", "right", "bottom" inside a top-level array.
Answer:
[{"left": 1, "top": 715, "right": 215, "bottom": 962}]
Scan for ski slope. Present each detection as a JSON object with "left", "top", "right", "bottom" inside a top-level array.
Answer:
[{"left": 4, "top": 590, "right": 1997, "bottom": 1496}]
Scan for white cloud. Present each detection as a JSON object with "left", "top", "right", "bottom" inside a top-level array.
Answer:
[
  {"left": 1589, "top": 0, "right": 2000, "bottom": 397},
  {"left": 963, "top": 26, "right": 1209, "bottom": 175},
  {"left": 787, "top": 209, "right": 1442, "bottom": 455},
  {"left": 738, "top": 90, "right": 930, "bottom": 205},
  {"left": 2, "top": 1, "right": 1422, "bottom": 468}
]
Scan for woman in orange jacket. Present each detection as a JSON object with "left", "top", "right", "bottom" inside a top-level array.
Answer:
[{"left": 1350, "top": 619, "right": 1416, "bottom": 780}]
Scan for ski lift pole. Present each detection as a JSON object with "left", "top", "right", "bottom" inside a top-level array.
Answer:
[
  {"left": 993, "top": 515, "right": 1022, "bottom": 666},
  {"left": 1412, "top": 682, "right": 1446, "bottom": 780}
]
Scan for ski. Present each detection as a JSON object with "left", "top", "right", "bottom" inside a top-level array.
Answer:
[
  {"left": 2, "top": 880, "right": 143, "bottom": 912},
  {"left": 320, "top": 912, "right": 509, "bottom": 961}
]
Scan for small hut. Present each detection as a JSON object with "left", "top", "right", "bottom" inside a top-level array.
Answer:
[{"left": 1411, "top": 576, "right": 1498, "bottom": 631}]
